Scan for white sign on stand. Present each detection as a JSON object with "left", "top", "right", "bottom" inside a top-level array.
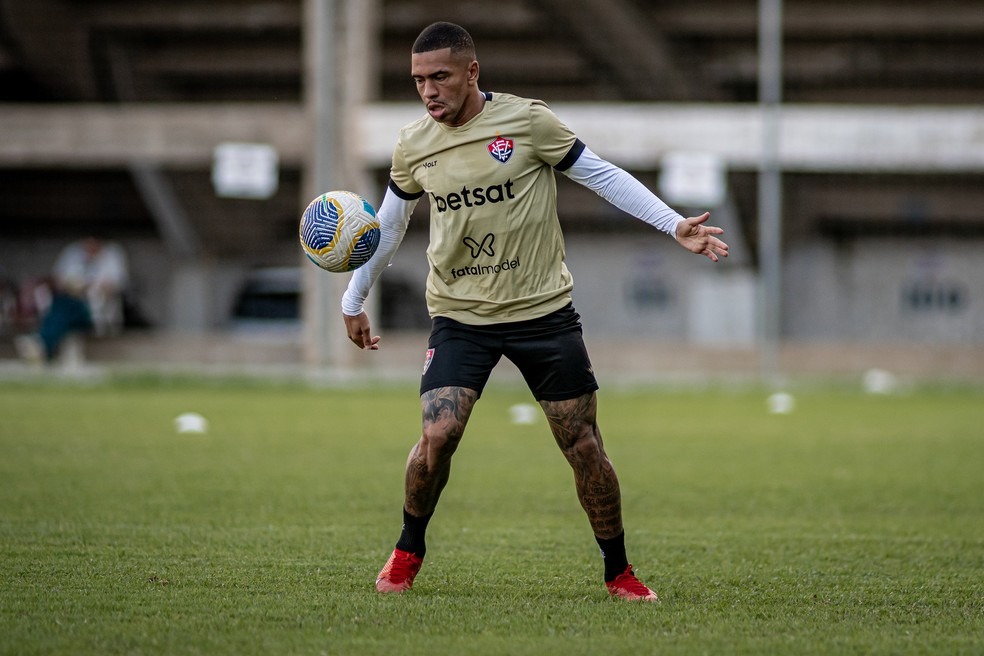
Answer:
[
  {"left": 658, "top": 151, "right": 727, "bottom": 208},
  {"left": 212, "top": 142, "right": 279, "bottom": 199}
]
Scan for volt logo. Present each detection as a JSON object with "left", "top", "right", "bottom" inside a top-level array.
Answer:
[{"left": 463, "top": 233, "right": 495, "bottom": 258}]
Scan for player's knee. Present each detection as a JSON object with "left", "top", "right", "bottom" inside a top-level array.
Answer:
[
  {"left": 420, "top": 423, "right": 463, "bottom": 457},
  {"left": 572, "top": 429, "right": 604, "bottom": 461},
  {"left": 553, "top": 418, "right": 602, "bottom": 460}
]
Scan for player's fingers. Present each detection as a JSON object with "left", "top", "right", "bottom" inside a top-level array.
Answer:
[
  {"left": 348, "top": 327, "right": 369, "bottom": 348},
  {"left": 702, "top": 236, "right": 729, "bottom": 261}
]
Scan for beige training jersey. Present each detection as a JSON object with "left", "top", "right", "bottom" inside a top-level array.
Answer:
[{"left": 389, "top": 91, "right": 584, "bottom": 325}]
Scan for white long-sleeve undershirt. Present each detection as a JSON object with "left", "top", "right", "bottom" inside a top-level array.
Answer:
[
  {"left": 561, "top": 146, "right": 685, "bottom": 237},
  {"left": 340, "top": 147, "right": 685, "bottom": 317},
  {"left": 340, "top": 186, "right": 416, "bottom": 317}
]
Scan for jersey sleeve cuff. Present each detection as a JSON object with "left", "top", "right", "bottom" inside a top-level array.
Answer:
[
  {"left": 554, "top": 139, "right": 586, "bottom": 172},
  {"left": 388, "top": 178, "right": 425, "bottom": 201}
]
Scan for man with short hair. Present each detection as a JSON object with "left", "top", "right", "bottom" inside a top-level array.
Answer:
[
  {"left": 16, "top": 235, "right": 129, "bottom": 364},
  {"left": 342, "top": 21, "right": 728, "bottom": 601}
]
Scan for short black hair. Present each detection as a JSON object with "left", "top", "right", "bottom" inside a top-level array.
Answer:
[{"left": 412, "top": 22, "right": 475, "bottom": 58}]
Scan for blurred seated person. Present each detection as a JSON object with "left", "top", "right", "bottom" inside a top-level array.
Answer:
[{"left": 16, "top": 236, "right": 129, "bottom": 362}]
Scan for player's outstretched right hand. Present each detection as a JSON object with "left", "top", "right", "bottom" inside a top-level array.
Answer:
[{"left": 675, "top": 212, "right": 729, "bottom": 263}]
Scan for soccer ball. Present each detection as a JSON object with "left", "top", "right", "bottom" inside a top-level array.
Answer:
[{"left": 299, "top": 191, "right": 381, "bottom": 273}]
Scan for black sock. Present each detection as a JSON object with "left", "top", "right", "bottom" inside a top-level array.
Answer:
[
  {"left": 395, "top": 508, "right": 432, "bottom": 559},
  {"left": 596, "top": 532, "right": 630, "bottom": 582}
]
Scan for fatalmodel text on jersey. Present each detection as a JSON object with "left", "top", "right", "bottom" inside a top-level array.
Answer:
[{"left": 448, "top": 256, "right": 521, "bottom": 280}]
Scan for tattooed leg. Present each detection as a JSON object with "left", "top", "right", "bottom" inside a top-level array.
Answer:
[
  {"left": 404, "top": 386, "right": 478, "bottom": 517},
  {"left": 541, "top": 392, "right": 624, "bottom": 540}
]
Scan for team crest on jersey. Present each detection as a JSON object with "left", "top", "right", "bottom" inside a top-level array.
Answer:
[
  {"left": 422, "top": 348, "right": 435, "bottom": 375},
  {"left": 487, "top": 136, "right": 514, "bottom": 163}
]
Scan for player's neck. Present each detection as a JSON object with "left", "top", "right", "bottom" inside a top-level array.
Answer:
[{"left": 447, "top": 88, "right": 486, "bottom": 127}]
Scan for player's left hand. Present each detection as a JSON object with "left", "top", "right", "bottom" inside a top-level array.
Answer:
[{"left": 676, "top": 212, "right": 729, "bottom": 262}]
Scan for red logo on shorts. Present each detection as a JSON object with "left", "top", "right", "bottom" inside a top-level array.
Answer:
[
  {"left": 422, "top": 348, "right": 435, "bottom": 375},
  {"left": 487, "top": 136, "right": 514, "bottom": 163}
]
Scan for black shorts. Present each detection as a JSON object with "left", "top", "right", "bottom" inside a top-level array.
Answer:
[{"left": 419, "top": 304, "right": 599, "bottom": 402}]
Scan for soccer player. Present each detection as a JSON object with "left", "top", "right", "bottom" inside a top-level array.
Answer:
[{"left": 341, "top": 21, "right": 728, "bottom": 601}]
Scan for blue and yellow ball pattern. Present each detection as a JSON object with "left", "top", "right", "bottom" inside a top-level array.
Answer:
[{"left": 299, "top": 191, "right": 380, "bottom": 273}]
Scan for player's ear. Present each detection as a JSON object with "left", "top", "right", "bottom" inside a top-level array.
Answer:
[{"left": 467, "top": 60, "right": 479, "bottom": 84}]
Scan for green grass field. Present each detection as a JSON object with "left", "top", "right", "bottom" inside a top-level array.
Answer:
[{"left": 1, "top": 377, "right": 982, "bottom": 655}]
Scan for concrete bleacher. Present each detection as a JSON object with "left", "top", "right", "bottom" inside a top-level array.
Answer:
[{"left": 1, "top": 1, "right": 982, "bottom": 379}]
